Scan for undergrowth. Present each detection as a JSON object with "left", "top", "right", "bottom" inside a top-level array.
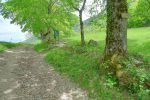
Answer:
[
  {"left": 44, "top": 41, "right": 137, "bottom": 99},
  {"left": 34, "top": 27, "right": 150, "bottom": 99},
  {"left": 34, "top": 41, "right": 54, "bottom": 53}
]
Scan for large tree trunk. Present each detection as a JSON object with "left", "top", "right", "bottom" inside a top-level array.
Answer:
[
  {"left": 79, "top": 11, "right": 85, "bottom": 46},
  {"left": 104, "top": 0, "right": 128, "bottom": 60}
]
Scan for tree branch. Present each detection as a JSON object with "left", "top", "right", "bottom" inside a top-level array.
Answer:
[{"left": 80, "top": 0, "right": 86, "bottom": 11}]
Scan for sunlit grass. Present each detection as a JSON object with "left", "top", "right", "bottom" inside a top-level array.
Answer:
[
  {"left": 128, "top": 27, "right": 150, "bottom": 43},
  {"left": 45, "top": 47, "right": 127, "bottom": 99},
  {"left": 0, "top": 42, "right": 20, "bottom": 53},
  {"left": 68, "top": 27, "right": 150, "bottom": 61},
  {"left": 36, "top": 27, "right": 150, "bottom": 99}
]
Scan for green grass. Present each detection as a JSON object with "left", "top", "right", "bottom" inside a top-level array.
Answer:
[
  {"left": 34, "top": 41, "right": 55, "bottom": 53},
  {"left": 0, "top": 45, "right": 7, "bottom": 53},
  {"left": 34, "top": 42, "right": 49, "bottom": 53},
  {"left": 37, "top": 27, "right": 150, "bottom": 99},
  {"left": 68, "top": 27, "right": 150, "bottom": 61},
  {"left": 0, "top": 42, "right": 20, "bottom": 53},
  {"left": 45, "top": 47, "right": 129, "bottom": 99},
  {"left": 127, "top": 27, "right": 150, "bottom": 61}
]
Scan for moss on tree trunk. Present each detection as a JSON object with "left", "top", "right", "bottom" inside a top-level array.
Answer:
[{"left": 104, "top": 0, "right": 128, "bottom": 60}]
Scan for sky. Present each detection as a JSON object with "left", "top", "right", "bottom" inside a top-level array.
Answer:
[
  {"left": 0, "top": 0, "right": 27, "bottom": 42},
  {"left": 0, "top": 16, "right": 27, "bottom": 43},
  {"left": 81, "top": 0, "right": 94, "bottom": 20},
  {"left": 0, "top": 16, "right": 22, "bottom": 33}
]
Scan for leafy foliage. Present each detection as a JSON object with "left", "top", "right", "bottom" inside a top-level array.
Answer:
[
  {"left": 0, "top": 0, "right": 78, "bottom": 36},
  {"left": 86, "top": 0, "right": 150, "bottom": 29},
  {"left": 128, "top": 0, "right": 150, "bottom": 27}
]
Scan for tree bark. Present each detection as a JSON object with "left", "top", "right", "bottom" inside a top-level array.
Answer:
[
  {"left": 79, "top": 11, "right": 85, "bottom": 46},
  {"left": 104, "top": 0, "right": 128, "bottom": 60}
]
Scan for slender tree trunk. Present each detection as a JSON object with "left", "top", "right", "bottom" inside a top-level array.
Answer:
[
  {"left": 104, "top": 0, "right": 128, "bottom": 60},
  {"left": 79, "top": 11, "right": 85, "bottom": 46}
]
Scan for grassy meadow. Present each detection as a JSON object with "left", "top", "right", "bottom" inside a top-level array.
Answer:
[
  {"left": 69, "top": 27, "right": 150, "bottom": 61},
  {"left": 34, "top": 27, "right": 150, "bottom": 99},
  {"left": 0, "top": 42, "right": 21, "bottom": 53}
]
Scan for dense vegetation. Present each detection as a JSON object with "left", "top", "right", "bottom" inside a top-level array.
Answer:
[
  {"left": 84, "top": 0, "right": 150, "bottom": 30},
  {"left": 0, "top": 0, "right": 150, "bottom": 99}
]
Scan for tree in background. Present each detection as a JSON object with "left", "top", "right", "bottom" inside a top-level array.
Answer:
[
  {"left": 104, "top": 0, "right": 128, "bottom": 60},
  {"left": 78, "top": 0, "right": 86, "bottom": 46},
  {"left": 0, "top": 0, "right": 2, "bottom": 11},
  {"left": 88, "top": 0, "right": 107, "bottom": 31},
  {"left": 63, "top": 0, "right": 87, "bottom": 46},
  {"left": 128, "top": 0, "right": 150, "bottom": 27},
  {"left": 0, "top": 0, "right": 78, "bottom": 43},
  {"left": 87, "top": 0, "right": 150, "bottom": 29}
]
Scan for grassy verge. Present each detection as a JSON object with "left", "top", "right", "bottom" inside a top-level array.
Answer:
[
  {"left": 0, "top": 42, "right": 21, "bottom": 53},
  {"left": 69, "top": 27, "right": 150, "bottom": 62},
  {"left": 45, "top": 44, "right": 129, "bottom": 99},
  {"left": 44, "top": 41, "right": 149, "bottom": 99},
  {"left": 35, "top": 27, "right": 150, "bottom": 99}
]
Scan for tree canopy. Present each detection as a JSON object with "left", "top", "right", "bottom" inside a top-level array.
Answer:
[{"left": 0, "top": 0, "right": 78, "bottom": 36}]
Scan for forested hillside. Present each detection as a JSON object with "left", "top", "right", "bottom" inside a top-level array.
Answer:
[{"left": 80, "top": 0, "right": 150, "bottom": 33}]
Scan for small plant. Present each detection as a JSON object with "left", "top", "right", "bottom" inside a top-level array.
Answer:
[
  {"left": 105, "top": 73, "right": 117, "bottom": 88},
  {"left": 126, "top": 67, "right": 149, "bottom": 92},
  {"left": 137, "top": 89, "right": 150, "bottom": 100}
]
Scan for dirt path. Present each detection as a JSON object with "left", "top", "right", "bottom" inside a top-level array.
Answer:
[{"left": 0, "top": 46, "right": 89, "bottom": 100}]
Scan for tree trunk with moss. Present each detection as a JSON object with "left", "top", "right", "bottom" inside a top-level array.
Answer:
[{"left": 104, "top": 0, "right": 128, "bottom": 60}]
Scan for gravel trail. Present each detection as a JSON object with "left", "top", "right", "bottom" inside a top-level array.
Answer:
[{"left": 0, "top": 46, "right": 89, "bottom": 100}]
